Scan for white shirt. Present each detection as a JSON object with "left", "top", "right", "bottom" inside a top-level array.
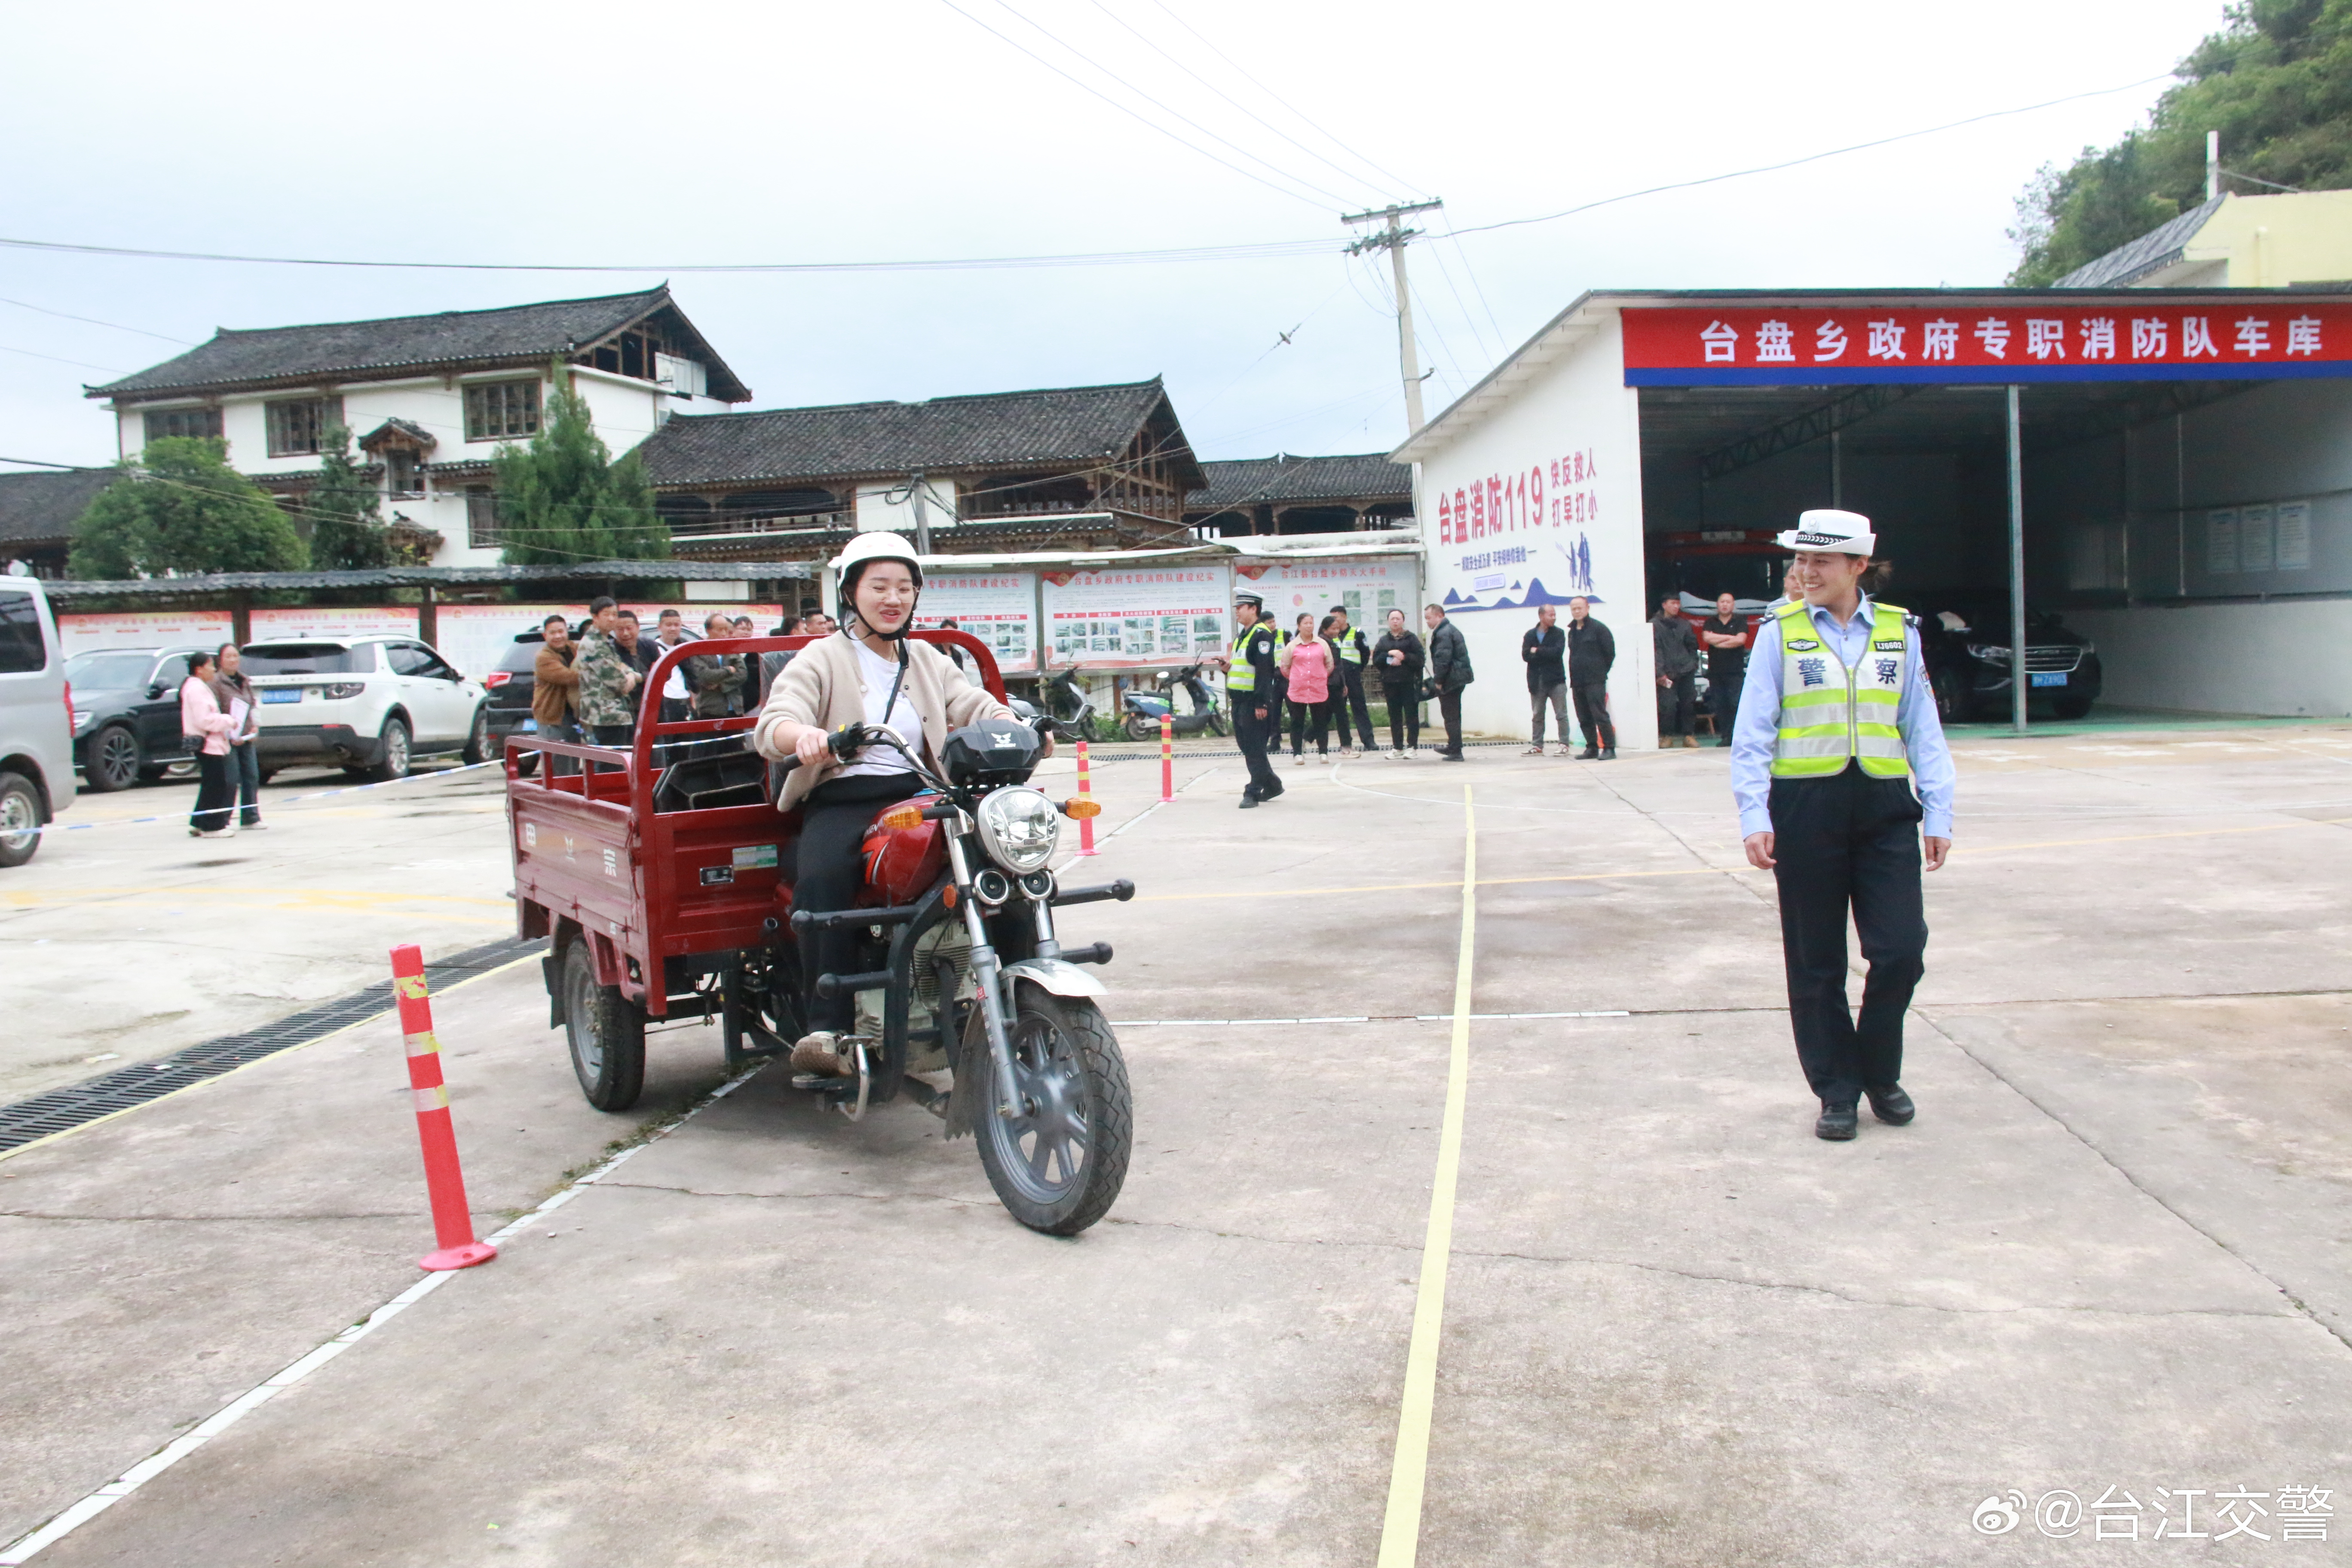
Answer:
[{"left": 836, "top": 638, "right": 924, "bottom": 779}]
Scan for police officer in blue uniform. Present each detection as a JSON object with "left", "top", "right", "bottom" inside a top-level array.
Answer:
[
  {"left": 1730, "top": 511, "right": 1955, "bottom": 1141},
  {"left": 1210, "top": 589, "right": 1285, "bottom": 808}
]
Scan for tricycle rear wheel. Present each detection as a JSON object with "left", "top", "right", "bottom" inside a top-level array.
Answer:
[{"left": 563, "top": 939, "right": 645, "bottom": 1111}]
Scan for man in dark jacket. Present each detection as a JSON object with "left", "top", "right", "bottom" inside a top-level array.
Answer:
[
  {"left": 1566, "top": 596, "right": 1617, "bottom": 760},
  {"left": 1370, "top": 608, "right": 1424, "bottom": 755},
  {"left": 1698, "top": 591, "right": 1748, "bottom": 747},
  {"left": 1521, "top": 604, "right": 1568, "bottom": 756},
  {"left": 1423, "top": 603, "right": 1473, "bottom": 761},
  {"left": 1652, "top": 593, "right": 1700, "bottom": 749}
]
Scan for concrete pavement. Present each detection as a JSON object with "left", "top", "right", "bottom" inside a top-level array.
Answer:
[{"left": 4, "top": 727, "right": 2348, "bottom": 1564}]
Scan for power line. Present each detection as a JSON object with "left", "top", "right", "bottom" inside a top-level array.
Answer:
[
  {"left": 0, "top": 231, "right": 1332, "bottom": 275},
  {"left": 0, "top": 343, "right": 127, "bottom": 373},
  {"left": 1421, "top": 237, "right": 1498, "bottom": 365},
  {"left": 0, "top": 296, "right": 195, "bottom": 346},
  {"left": 1141, "top": 0, "right": 1423, "bottom": 196},
  {"left": 934, "top": 0, "right": 1337, "bottom": 211},
  {"left": 1443, "top": 235, "right": 1508, "bottom": 355},
  {"left": 1084, "top": 0, "right": 1396, "bottom": 206},
  {"left": 1447, "top": 74, "right": 2173, "bottom": 240},
  {"left": 977, "top": 0, "right": 1360, "bottom": 206}
]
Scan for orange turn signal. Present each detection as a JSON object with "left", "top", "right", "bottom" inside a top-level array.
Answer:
[
  {"left": 877, "top": 803, "right": 925, "bottom": 831},
  {"left": 1063, "top": 797, "right": 1102, "bottom": 820},
  {"left": 942, "top": 885, "right": 959, "bottom": 909}
]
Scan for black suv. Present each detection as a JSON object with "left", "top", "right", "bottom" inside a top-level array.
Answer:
[
  {"left": 65, "top": 646, "right": 213, "bottom": 790},
  {"left": 1916, "top": 597, "right": 2103, "bottom": 722}
]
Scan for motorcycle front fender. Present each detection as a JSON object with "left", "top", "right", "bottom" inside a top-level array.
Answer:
[{"left": 1003, "top": 957, "right": 1108, "bottom": 999}]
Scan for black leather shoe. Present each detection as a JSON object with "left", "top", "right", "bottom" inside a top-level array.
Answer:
[
  {"left": 1238, "top": 795, "right": 1259, "bottom": 808},
  {"left": 1576, "top": 747, "right": 1599, "bottom": 760},
  {"left": 1815, "top": 1102, "right": 1859, "bottom": 1140},
  {"left": 1599, "top": 747, "right": 1617, "bottom": 760},
  {"left": 1865, "top": 1084, "right": 1916, "bottom": 1125}
]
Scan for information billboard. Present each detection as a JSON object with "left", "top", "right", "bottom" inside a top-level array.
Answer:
[{"left": 1040, "top": 565, "right": 1231, "bottom": 670}]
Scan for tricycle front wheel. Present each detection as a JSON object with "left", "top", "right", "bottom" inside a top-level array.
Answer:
[{"left": 563, "top": 939, "right": 645, "bottom": 1111}]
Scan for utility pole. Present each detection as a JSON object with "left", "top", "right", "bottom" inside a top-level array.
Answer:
[
  {"left": 907, "top": 470, "right": 934, "bottom": 555},
  {"left": 2207, "top": 130, "right": 2220, "bottom": 201},
  {"left": 1343, "top": 199, "right": 1443, "bottom": 433}
]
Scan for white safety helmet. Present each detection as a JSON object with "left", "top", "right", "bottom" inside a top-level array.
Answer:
[
  {"left": 830, "top": 531, "right": 925, "bottom": 639},
  {"left": 1775, "top": 509, "right": 1876, "bottom": 556}
]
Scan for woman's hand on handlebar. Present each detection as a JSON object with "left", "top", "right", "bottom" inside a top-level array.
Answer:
[{"left": 793, "top": 726, "right": 833, "bottom": 767}]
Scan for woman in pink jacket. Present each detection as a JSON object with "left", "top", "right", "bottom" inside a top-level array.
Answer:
[
  {"left": 1278, "top": 612, "right": 1336, "bottom": 765},
  {"left": 179, "top": 649, "right": 241, "bottom": 837}
]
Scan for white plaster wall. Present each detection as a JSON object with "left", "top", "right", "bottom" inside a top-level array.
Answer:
[
  {"left": 1417, "top": 311, "right": 1655, "bottom": 747},
  {"left": 853, "top": 477, "right": 962, "bottom": 533},
  {"left": 2069, "top": 599, "right": 2352, "bottom": 717}
]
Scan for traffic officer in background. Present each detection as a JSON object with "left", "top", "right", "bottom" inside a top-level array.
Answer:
[
  {"left": 1207, "top": 589, "right": 1284, "bottom": 808},
  {"left": 1730, "top": 510, "right": 1954, "bottom": 1142},
  {"left": 1323, "top": 603, "right": 1375, "bottom": 758}
]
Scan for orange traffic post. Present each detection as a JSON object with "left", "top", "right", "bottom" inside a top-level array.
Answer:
[
  {"left": 1075, "top": 738, "right": 1098, "bottom": 856},
  {"left": 1160, "top": 712, "right": 1174, "bottom": 802},
  {"left": 389, "top": 945, "right": 497, "bottom": 1271}
]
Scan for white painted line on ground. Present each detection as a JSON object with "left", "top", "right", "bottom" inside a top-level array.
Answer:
[
  {"left": 29, "top": 758, "right": 505, "bottom": 838},
  {"left": 1111, "top": 1011, "right": 1629, "bottom": 1026},
  {"left": 0, "top": 1066, "right": 761, "bottom": 1565}
]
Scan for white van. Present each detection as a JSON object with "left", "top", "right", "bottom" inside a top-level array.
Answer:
[{"left": 0, "top": 577, "right": 74, "bottom": 867}]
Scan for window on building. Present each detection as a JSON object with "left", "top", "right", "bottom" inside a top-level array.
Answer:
[
  {"left": 141, "top": 407, "right": 223, "bottom": 444},
  {"left": 464, "top": 380, "right": 540, "bottom": 441},
  {"left": 465, "top": 485, "right": 499, "bottom": 548},
  {"left": 265, "top": 396, "right": 341, "bottom": 457},
  {"left": 384, "top": 449, "right": 422, "bottom": 497}
]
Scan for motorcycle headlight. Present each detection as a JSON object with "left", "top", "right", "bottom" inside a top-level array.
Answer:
[{"left": 976, "top": 786, "right": 1061, "bottom": 873}]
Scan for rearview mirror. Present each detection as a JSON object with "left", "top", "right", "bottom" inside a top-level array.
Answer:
[{"left": 147, "top": 682, "right": 166, "bottom": 700}]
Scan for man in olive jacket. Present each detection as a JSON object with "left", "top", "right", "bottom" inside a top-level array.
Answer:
[{"left": 1424, "top": 603, "right": 1473, "bottom": 761}]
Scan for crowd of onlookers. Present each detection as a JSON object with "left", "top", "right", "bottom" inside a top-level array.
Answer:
[{"left": 530, "top": 601, "right": 832, "bottom": 767}]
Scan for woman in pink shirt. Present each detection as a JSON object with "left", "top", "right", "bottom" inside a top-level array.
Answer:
[
  {"left": 1278, "top": 612, "right": 1336, "bottom": 764},
  {"left": 179, "top": 649, "right": 240, "bottom": 836}
]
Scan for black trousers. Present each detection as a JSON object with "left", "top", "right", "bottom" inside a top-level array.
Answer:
[
  {"left": 1657, "top": 672, "right": 1696, "bottom": 737},
  {"left": 1706, "top": 671, "right": 1744, "bottom": 745},
  {"left": 791, "top": 773, "right": 925, "bottom": 1033},
  {"left": 1381, "top": 680, "right": 1420, "bottom": 750},
  {"left": 229, "top": 742, "right": 262, "bottom": 825},
  {"left": 1769, "top": 763, "right": 1928, "bottom": 1106},
  {"left": 1232, "top": 694, "right": 1281, "bottom": 799},
  {"left": 1436, "top": 688, "right": 1465, "bottom": 753},
  {"left": 1289, "top": 697, "right": 1335, "bottom": 755},
  {"left": 190, "top": 751, "right": 235, "bottom": 833},
  {"left": 1571, "top": 681, "right": 1615, "bottom": 750},
  {"left": 1331, "top": 663, "right": 1375, "bottom": 748}
]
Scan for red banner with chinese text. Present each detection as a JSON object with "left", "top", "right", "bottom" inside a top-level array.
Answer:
[{"left": 1620, "top": 303, "right": 2352, "bottom": 384}]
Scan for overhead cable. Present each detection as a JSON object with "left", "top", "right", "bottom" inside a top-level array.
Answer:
[{"left": 0, "top": 296, "right": 195, "bottom": 346}]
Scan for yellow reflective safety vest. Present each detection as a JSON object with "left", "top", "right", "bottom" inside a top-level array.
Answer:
[
  {"left": 1226, "top": 621, "right": 1277, "bottom": 692},
  {"left": 1769, "top": 600, "right": 1912, "bottom": 779}
]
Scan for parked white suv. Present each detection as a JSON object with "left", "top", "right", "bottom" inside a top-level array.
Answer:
[
  {"left": 0, "top": 576, "right": 73, "bottom": 867},
  {"left": 242, "top": 636, "right": 490, "bottom": 781}
]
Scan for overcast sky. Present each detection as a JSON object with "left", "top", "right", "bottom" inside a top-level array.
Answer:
[{"left": 0, "top": 0, "right": 2229, "bottom": 474}]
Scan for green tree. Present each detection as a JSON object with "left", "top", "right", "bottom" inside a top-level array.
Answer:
[
  {"left": 306, "top": 424, "right": 393, "bottom": 570},
  {"left": 2010, "top": 0, "right": 2352, "bottom": 284},
  {"left": 68, "top": 437, "right": 309, "bottom": 579},
  {"left": 491, "top": 367, "right": 670, "bottom": 566}
]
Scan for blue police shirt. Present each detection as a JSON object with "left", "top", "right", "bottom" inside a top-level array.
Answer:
[{"left": 1729, "top": 593, "right": 1954, "bottom": 840}]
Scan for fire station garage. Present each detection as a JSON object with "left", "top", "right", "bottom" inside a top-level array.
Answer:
[{"left": 1397, "top": 289, "right": 2352, "bottom": 747}]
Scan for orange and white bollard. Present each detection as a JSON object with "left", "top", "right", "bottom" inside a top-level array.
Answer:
[
  {"left": 1160, "top": 712, "right": 1174, "bottom": 802},
  {"left": 1075, "top": 737, "right": 1098, "bottom": 856},
  {"left": 390, "top": 945, "right": 497, "bottom": 1271}
]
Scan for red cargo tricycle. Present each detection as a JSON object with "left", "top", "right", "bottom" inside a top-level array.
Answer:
[{"left": 504, "top": 630, "right": 1136, "bottom": 1234}]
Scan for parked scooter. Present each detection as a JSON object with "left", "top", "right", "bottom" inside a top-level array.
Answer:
[
  {"left": 1122, "top": 664, "right": 1225, "bottom": 741},
  {"left": 1039, "top": 659, "right": 1096, "bottom": 737}
]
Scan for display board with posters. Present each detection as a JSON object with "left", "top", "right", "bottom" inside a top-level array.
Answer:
[
  {"left": 58, "top": 609, "right": 236, "bottom": 658},
  {"left": 1231, "top": 554, "right": 1421, "bottom": 634},
  {"left": 433, "top": 604, "right": 576, "bottom": 679},
  {"left": 1041, "top": 564, "right": 1231, "bottom": 670},
  {"left": 248, "top": 606, "right": 423, "bottom": 646},
  {"left": 915, "top": 571, "right": 1038, "bottom": 674}
]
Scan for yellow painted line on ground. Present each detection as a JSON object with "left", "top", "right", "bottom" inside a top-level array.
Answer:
[
  {"left": 0, "top": 885, "right": 511, "bottom": 912},
  {"left": 1377, "top": 783, "right": 1475, "bottom": 1568},
  {"left": 0, "top": 952, "right": 544, "bottom": 1167}
]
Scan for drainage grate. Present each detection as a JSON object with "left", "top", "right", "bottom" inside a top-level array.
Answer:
[{"left": 0, "top": 934, "right": 548, "bottom": 1154}]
